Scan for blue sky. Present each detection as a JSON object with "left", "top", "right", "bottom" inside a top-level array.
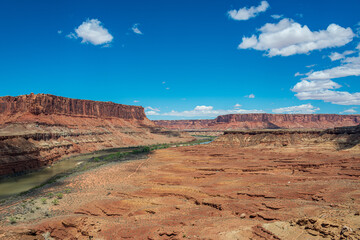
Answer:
[{"left": 1, "top": 0, "right": 360, "bottom": 119}]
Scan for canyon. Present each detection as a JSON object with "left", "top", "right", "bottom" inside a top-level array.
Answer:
[
  {"left": 0, "top": 125, "right": 359, "bottom": 239},
  {"left": 0, "top": 93, "right": 192, "bottom": 177},
  {"left": 154, "top": 113, "right": 360, "bottom": 131},
  {"left": 1, "top": 93, "right": 360, "bottom": 239}
]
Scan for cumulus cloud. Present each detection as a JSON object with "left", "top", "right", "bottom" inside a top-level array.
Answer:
[
  {"left": 67, "top": 19, "right": 113, "bottom": 46},
  {"left": 145, "top": 106, "right": 160, "bottom": 112},
  {"left": 291, "top": 49, "right": 360, "bottom": 105},
  {"left": 306, "top": 64, "right": 316, "bottom": 68},
  {"left": 238, "top": 18, "right": 355, "bottom": 57},
  {"left": 145, "top": 110, "right": 160, "bottom": 116},
  {"left": 271, "top": 14, "right": 283, "bottom": 19},
  {"left": 234, "top": 103, "right": 242, "bottom": 109},
  {"left": 146, "top": 105, "right": 264, "bottom": 118},
  {"left": 228, "top": 1, "right": 269, "bottom": 21},
  {"left": 306, "top": 55, "right": 360, "bottom": 81},
  {"left": 295, "top": 90, "right": 360, "bottom": 105},
  {"left": 329, "top": 50, "right": 355, "bottom": 61},
  {"left": 292, "top": 80, "right": 341, "bottom": 92},
  {"left": 294, "top": 72, "right": 305, "bottom": 77},
  {"left": 340, "top": 108, "right": 357, "bottom": 114},
  {"left": 132, "top": 24, "right": 143, "bottom": 35},
  {"left": 272, "top": 103, "right": 320, "bottom": 114},
  {"left": 245, "top": 94, "right": 255, "bottom": 98}
]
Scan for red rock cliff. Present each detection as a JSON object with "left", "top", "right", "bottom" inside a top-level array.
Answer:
[
  {"left": 154, "top": 114, "right": 360, "bottom": 130},
  {"left": 0, "top": 93, "right": 146, "bottom": 121},
  {"left": 0, "top": 94, "right": 192, "bottom": 177}
]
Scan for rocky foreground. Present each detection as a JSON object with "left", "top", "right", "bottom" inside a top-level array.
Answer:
[{"left": 0, "top": 127, "right": 360, "bottom": 239}]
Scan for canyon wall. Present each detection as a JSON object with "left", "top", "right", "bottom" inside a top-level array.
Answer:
[
  {"left": 0, "top": 94, "right": 192, "bottom": 176},
  {"left": 154, "top": 113, "right": 360, "bottom": 131},
  {"left": 213, "top": 125, "right": 360, "bottom": 149}
]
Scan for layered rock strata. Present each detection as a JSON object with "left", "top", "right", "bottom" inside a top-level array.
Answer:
[
  {"left": 154, "top": 113, "right": 360, "bottom": 130},
  {"left": 214, "top": 125, "right": 360, "bottom": 149},
  {"left": 0, "top": 94, "right": 192, "bottom": 176}
]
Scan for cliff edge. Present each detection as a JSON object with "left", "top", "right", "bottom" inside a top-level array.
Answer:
[
  {"left": 0, "top": 94, "right": 192, "bottom": 176},
  {"left": 154, "top": 113, "right": 360, "bottom": 130}
]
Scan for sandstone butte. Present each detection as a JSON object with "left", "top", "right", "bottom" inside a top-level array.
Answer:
[
  {"left": 0, "top": 93, "right": 193, "bottom": 176},
  {"left": 0, "top": 125, "right": 360, "bottom": 239},
  {"left": 153, "top": 113, "right": 360, "bottom": 131}
]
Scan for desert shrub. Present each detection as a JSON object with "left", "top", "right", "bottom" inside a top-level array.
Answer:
[
  {"left": 41, "top": 198, "right": 47, "bottom": 204},
  {"left": 9, "top": 216, "right": 16, "bottom": 224},
  {"left": 52, "top": 199, "right": 59, "bottom": 205}
]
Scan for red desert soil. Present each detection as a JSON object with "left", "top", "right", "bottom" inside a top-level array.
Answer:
[{"left": 1, "top": 140, "right": 360, "bottom": 239}]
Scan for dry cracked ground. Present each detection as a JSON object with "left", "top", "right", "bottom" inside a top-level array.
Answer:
[{"left": 1, "top": 143, "right": 360, "bottom": 239}]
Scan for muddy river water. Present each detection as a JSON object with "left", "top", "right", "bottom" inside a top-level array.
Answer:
[
  {"left": 0, "top": 138, "right": 214, "bottom": 200},
  {"left": 0, "top": 147, "right": 138, "bottom": 199}
]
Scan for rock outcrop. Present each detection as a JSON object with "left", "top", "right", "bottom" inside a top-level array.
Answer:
[
  {"left": 213, "top": 125, "right": 360, "bottom": 149},
  {"left": 154, "top": 113, "right": 360, "bottom": 130},
  {"left": 0, "top": 94, "right": 192, "bottom": 176}
]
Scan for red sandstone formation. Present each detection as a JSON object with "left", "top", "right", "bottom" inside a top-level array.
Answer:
[
  {"left": 154, "top": 113, "right": 360, "bottom": 130},
  {"left": 1, "top": 125, "right": 359, "bottom": 239},
  {"left": 0, "top": 94, "right": 192, "bottom": 176}
]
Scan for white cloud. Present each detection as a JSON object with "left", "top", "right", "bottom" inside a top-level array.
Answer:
[
  {"left": 238, "top": 18, "right": 355, "bottom": 57},
  {"left": 57, "top": 30, "right": 62, "bottom": 34},
  {"left": 245, "top": 94, "right": 255, "bottom": 98},
  {"left": 145, "top": 106, "right": 160, "bottom": 112},
  {"left": 306, "top": 55, "right": 360, "bottom": 81},
  {"left": 341, "top": 108, "right": 357, "bottom": 114},
  {"left": 145, "top": 110, "right": 160, "bottom": 116},
  {"left": 228, "top": 1, "right": 269, "bottom": 21},
  {"left": 292, "top": 80, "right": 341, "bottom": 92},
  {"left": 295, "top": 90, "right": 360, "bottom": 105},
  {"left": 146, "top": 105, "right": 264, "bottom": 118},
  {"left": 271, "top": 14, "right": 283, "bottom": 19},
  {"left": 234, "top": 103, "right": 242, "bottom": 109},
  {"left": 132, "top": 24, "right": 143, "bottom": 35},
  {"left": 294, "top": 72, "right": 305, "bottom": 77},
  {"left": 272, "top": 103, "right": 320, "bottom": 114},
  {"left": 292, "top": 50, "right": 360, "bottom": 105},
  {"left": 66, "top": 32, "right": 78, "bottom": 39},
  {"left": 329, "top": 50, "right": 355, "bottom": 61},
  {"left": 306, "top": 64, "right": 316, "bottom": 68},
  {"left": 165, "top": 87, "right": 170, "bottom": 90},
  {"left": 68, "top": 19, "right": 113, "bottom": 46},
  {"left": 133, "top": 100, "right": 140, "bottom": 103}
]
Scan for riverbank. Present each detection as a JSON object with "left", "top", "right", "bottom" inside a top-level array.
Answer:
[
  {"left": 1, "top": 141, "right": 360, "bottom": 239},
  {"left": 0, "top": 136, "right": 215, "bottom": 204}
]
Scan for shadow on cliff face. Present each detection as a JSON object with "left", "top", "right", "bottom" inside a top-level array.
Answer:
[
  {"left": 336, "top": 133, "right": 360, "bottom": 150},
  {"left": 0, "top": 137, "right": 41, "bottom": 177},
  {"left": 334, "top": 125, "right": 360, "bottom": 150}
]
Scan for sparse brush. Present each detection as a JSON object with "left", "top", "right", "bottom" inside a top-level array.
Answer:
[
  {"left": 9, "top": 216, "right": 16, "bottom": 224},
  {"left": 64, "top": 189, "right": 71, "bottom": 193},
  {"left": 41, "top": 198, "right": 47, "bottom": 204},
  {"left": 47, "top": 192, "right": 54, "bottom": 198},
  {"left": 52, "top": 199, "right": 59, "bottom": 205},
  {"left": 56, "top": 193, "right": 63, "bottom": 199}
]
